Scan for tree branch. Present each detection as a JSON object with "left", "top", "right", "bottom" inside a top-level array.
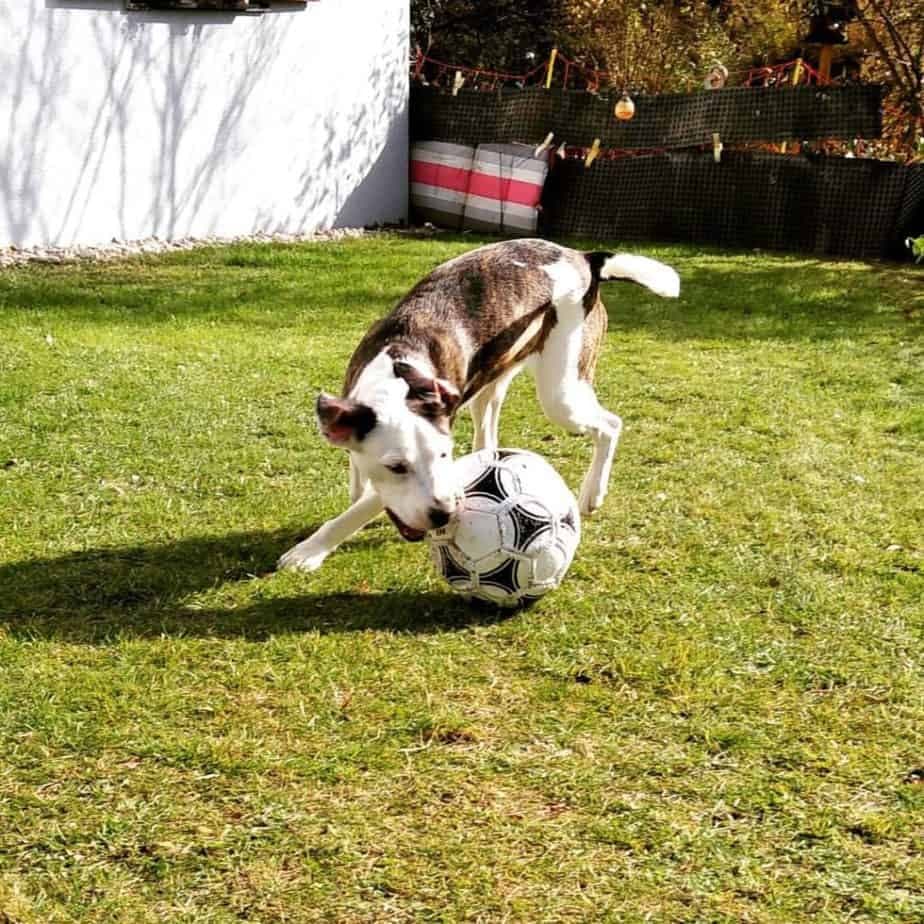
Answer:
[
  {"left": 866, "top": 0, "right": 917, "bottom": 83},
  {"left": 855, "top": 0, "right": 912, "bottom": 91}
]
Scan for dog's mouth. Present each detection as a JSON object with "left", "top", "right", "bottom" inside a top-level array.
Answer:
[{"left": 386, "top": 508, "right": 428, "bottom": 542}]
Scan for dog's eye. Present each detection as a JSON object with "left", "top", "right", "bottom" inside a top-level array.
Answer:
[{"left": 386, "top": 462, "right": 409, "bottom": 475}]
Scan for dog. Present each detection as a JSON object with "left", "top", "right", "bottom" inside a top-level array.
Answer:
[{"left": 278, "top": 238, "right": 679, "bottom": 573}]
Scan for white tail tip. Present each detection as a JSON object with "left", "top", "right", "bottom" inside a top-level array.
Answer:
[{"left": 600, "top": 254, "right": 680, "bottom": 298}]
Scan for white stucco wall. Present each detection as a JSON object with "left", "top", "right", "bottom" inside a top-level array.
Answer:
[{"left": 0, "top": 0, "right": 409, "bottom": 247}]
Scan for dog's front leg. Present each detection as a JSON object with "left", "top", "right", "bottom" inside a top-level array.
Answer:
[
  {"left": 277, "top": 491, "right": 384, "bottom": 573},
  {"left": 469, "top": 365, "right": 520, "bottom": 452},
  {"left": 349, "top": 456, "right": 370, "bottom": 503}
]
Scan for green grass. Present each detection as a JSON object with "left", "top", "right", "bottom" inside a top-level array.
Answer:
[{"left": 0, "top": 234, "right": 922, "bottom": 923}]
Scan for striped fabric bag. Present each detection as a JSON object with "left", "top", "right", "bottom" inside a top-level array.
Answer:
[
  {"left": 410, "top": 141, "right": 548, "bottom": 234},
  {"left": 410, "top": 141, "right": 475, "bottom": 230},
  {"left": 462, "top": 143, "right": 548, "bottom": 234}
]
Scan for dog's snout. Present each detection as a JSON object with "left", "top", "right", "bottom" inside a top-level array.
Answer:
[{"left": 429, "top": 506, "right": 452, "bottom": 529}]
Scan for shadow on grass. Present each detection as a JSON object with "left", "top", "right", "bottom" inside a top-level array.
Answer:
[{"left": 0, "top": 526, "right": 509, "bottom": 644}]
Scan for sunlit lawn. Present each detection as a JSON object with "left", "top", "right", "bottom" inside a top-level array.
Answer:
[{"left": 0, "top": 234, "right": 922, "bottom": 922}]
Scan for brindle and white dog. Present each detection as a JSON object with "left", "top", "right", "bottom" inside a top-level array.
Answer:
[{"left": 278, "top": 238, "right": 679, "bottom": 573}]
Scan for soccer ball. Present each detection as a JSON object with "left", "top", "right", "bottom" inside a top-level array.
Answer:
[{"left": 426, "top": 448, "right": 581, "bottom": 607}]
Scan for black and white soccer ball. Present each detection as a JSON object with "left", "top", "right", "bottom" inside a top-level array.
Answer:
[{"left": 426, "top": 448, "right": 581, "bottom": 607}]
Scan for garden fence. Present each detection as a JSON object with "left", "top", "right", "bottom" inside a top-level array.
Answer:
[{"left": 410, "top": 85, "right": 923, "bottom": 260}]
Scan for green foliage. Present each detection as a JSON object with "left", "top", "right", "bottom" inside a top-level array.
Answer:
[
  {"left": 559, "top": 0, "right": 802, "bottom": 91},
  {"left": 412, "top": 0, "right": 804, "bottom": 91},
  {"left": 853, "top": 0, "right": 924, "bottom": 151},
  {"left": 0, "top": 236, "right": 922, "bottom": 921},
  {"left": 412, "top": 0, "right": 559, "bottom": 70}
]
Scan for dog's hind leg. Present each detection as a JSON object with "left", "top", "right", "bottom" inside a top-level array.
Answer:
[
  {"left": 469, "top": 364, "right": 521, "bottom": 452},
  {"left": 573, "top": 296, "right": 622, "bottom": 514},
  {"left": 578, "top": 409, "right": 623, "bottom": 515},
  {"left": 277, "top": 491, "right": 384, "bottom": 572},
  {"left": 536, "top": 375, "right": 622, "bottom": 516},
  {"left": 534, "top": 287, "right": 621, "bottom": 516}
]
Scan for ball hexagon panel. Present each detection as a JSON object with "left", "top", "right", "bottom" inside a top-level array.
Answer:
[
  {"left": 452, "top": 507, "right": 503, "bottom": 563},
  {"left": 475, "top": 555, "right": 523, "bottom": 598},
  {"left": 499, "top": 496, "right": 555, "bottom": 552},
  {"left": 530, "top": 539, "right": 572, "bottom": 586},
  {"left": 470, "top": 547, "right": 512, "bottom": 576},
  {"left": 437, "top": 546, "right": 475, "bottom": 588},
  {"left": 453, "top": 449, "right": 494, "bottom": 487},
  {"left": 463, "top": 464, "right": 509, "bottom": 503},
  {"left": 560, "top": 508, "right": 579, "bottom": 535}
]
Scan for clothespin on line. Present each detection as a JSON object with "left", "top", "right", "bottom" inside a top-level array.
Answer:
[
  {"left": 712, "top": 132, "right": 723, "bottom": 163},
  {"left": 452, "top": 70, "right": 465, "bottom": 96},
  {"left": 556, "top": 141, "right": 568, "bottom": 159},
  {"left": 584, "top": 138, "right": 601, "bottom": 168},
  {"left": 534, "top": 132, "right": 554, "bottom": 158}
]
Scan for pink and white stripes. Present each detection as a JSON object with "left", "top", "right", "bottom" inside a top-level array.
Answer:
[{"left": 410, "top": 142, "right": 548, "bottom": 233}]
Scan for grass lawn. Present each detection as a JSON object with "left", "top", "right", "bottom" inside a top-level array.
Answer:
[{"left": 0, "top": 233, "right": 922, "bottom": 923}]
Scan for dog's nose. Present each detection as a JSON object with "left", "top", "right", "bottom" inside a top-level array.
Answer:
[{"left": 429, "top": 507, "right": 452, "bottom": 529}]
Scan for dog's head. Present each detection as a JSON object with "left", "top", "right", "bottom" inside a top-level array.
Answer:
[{"left": 316, "top": 360, "right": 462, "bottom": 540}]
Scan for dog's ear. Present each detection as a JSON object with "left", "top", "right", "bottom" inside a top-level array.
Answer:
[
  {"left": 392, "top": 361, "right": 461, "bottom": 417},
  {"left": 316, "top": 393, "right": 377, "bottom": 447}
]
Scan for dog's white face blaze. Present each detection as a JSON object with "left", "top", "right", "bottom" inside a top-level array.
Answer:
[
  {"left": 347, "top": 350, "right": 459, "bottom": 533},
  {"left": 351, "top": 412, "right": 457, "bottom": 532}
]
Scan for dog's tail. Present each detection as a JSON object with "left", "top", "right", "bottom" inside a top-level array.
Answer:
[{"left": 585, "top": 251, "right": 680, "bottom": 298}]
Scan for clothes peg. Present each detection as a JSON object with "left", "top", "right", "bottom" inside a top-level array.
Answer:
[
  {"left": 712, "top": 132, "right": 723, "bottom": 163},
  {"left": 534, "top": 132, "right": 554, "bottom": 158},
  {"left": 584, "top": 138, "right": 601, "bottom": 168},
  {"left": 556, "top": 141, "right": 568, "bottom": 159},
  {"left": 452, "top": 70, "right": 465, "bottom": 96}
]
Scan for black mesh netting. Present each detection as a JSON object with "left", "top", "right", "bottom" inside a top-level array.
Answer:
[
  {"left": 410, "top": 84, "right": 883, "bottom": 149},
  {"left": 895, "top": 163, "right": 924, "bottom": 250},
  {"left": 540, "top": 152, "right": 923, "bottom": 260}
]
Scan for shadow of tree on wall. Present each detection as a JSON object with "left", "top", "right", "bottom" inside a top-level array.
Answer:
[
  {"left": 1, "top": 0, "right": 408, "bottom": 245},
  {"left": 271, "top": 2, "right": 408, "bottom": 233},
  {"left": 0, "top": 3, "right": 67, "bottom": 243}
]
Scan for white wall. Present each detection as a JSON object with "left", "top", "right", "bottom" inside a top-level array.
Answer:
[{"left": 0, "top": 0, "right": 409, "bottom": 247}]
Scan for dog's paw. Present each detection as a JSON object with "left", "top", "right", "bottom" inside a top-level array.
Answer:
[
  {"left": 578, "top": 484, "right": 606, "bottom": 516},
  {"left": 277, "top": 540, "right": 329, "bottom": 573}
]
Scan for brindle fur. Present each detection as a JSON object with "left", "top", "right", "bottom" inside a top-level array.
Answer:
[
  {"left": 579, "top": 294, "right": 607, "bottom": 383},
  {"left": 344, "top": 240, "right": 591, "bottom": 415}
]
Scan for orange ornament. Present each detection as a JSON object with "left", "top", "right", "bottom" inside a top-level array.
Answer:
[{"left": 614, "top": 93, "right": 635, "bottom": 121}]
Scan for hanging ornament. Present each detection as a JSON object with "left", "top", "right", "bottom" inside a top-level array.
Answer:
[
  {"left": 614, "top": 92, "right": 635, "bottom": 121},
  {"left": 703, "top": 62, "right": 728, "bottom": 90}
]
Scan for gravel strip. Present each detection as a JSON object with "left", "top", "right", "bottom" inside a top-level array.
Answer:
[{"left": 0, "top": 228, "right": 379, "bottom": 269}]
